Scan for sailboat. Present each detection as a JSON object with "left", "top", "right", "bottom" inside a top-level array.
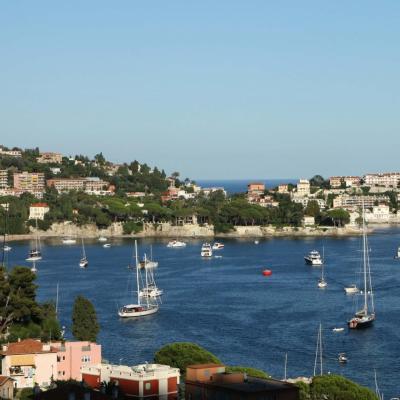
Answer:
[
  {"left": 79, "top": 238, "right": 88, "bottom": 268},
  {"left": 348, "top": 204, "right": 375, "bottom": 329},
  {"left": 139, "top": 254, "right": 163, "bottom": 298},
  {"left": 26, "top": 220, "right": 42, "bottom": 261},
  {"left": 118, "top": 241, "right": 159, "bottom": 318},
  {"left": 394, "top": 246, "right": 400, "bottom": 259},
  {"left": 318, "top": 247, "right": 327, "bottom": 288},
  {"left": 139, "top": 246, "right": 159, "bottom": 269}
]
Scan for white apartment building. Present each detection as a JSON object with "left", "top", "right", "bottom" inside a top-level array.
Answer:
[
  {"left": 29, "top": 203, "right": 50, "bottom": 220},
  {"left": 13, "top": 172, "right": 45, "bottom": 193},
  {"left": 364, "top": 173, "right": 400, "bottom": 187},
  {"left": 0, "top": 170, "right": 8, "bottom": 189},
  {"left": 0, "top": 148, "right": 22, "bottom": 158},
  {"left": 296, "top": 179, "right": 310, "bottom": 196},
  {"left": 333, "top": 195, "right": 389, "bottom": 210}
]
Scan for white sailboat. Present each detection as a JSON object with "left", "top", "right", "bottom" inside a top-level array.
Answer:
[
  {"left": 318, "top": 261, "right": 327, "bottom": 289},
  {"left": 79, "top": 238, "right": 88, "bottom": 268},
  {"left": 26, "top": 220, "right": 42, "bottom": 261},
  {"left": 313, "top": 323, "right": 323, "bottom": 376},
  {"left": 118, "top": 241, "right": 159, "bottom": 318},
  {"left": 139, "top": 255, "right": 163, "bottom": 298},
  {"left": 394, "top": 246, "right": 400, "bottom": 259},
  {"left": 348, "top": 204, "right": 375, "bottom": 329}
]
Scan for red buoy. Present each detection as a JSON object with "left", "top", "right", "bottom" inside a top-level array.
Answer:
[{"left": 262, "top": 269, "right": 272, "bottom": 276}]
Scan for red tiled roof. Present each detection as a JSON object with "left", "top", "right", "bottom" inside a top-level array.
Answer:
[
  {"left": 0, "top": 376, "right": 13, "bottom": 385},
  {"left": 0, "top": 339, "right": 57, "bottom": 355},
  {"left": 31, "top": 202, "right": 48, "bottom": 207}
]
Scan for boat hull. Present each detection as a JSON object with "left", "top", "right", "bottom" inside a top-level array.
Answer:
[
  {"left": 348, "top": 316, "right": 375, "bottom": 329},
  {"left": 26, "top": 256, "right": 42, "bottom": 262},
  {"left": 118, "top": 305, "right": 159, "bottom": 318}
]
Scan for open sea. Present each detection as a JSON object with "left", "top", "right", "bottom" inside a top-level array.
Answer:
[{"left": 4, "top": 227, "right": 400, "bottom": 398}]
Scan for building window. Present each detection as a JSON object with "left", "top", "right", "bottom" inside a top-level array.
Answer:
[
  {"left": 63, "top": 356, "right": 65, "bottom": 361},
  {"left": 145, "top": 383, "right": 151, "bottom": 391},
  {"left": 81, "top": 356, "right": 91, "bottom": 363}
]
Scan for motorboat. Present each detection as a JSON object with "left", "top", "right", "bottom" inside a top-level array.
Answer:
[
  {"left": 201, "top": 243, "right": 213, "bottom": 257},
  {"left": 167, "top": 240, "right": 186, "bottom": 248},
  {"left": 344, "top": 284, "right": 359, "bottom": 294},
  {"left": 254, "top": 240, "right": 259, "bottom": 245},
  {"left": 212, "top": 242, "right": 224, "bottom": 250},
  {"left": 332, "top": 327, "right": 344, "bottom": 332},
  {"left": 3, "top": 245, "right": 11, "bottom": 252},
  {"left": 62, "top": 238, "right": 76, "bottom": 245},
  {"left": 140, "top": 285, "right": 164, "bottom": 298},
  {"left": 103, "top": 243, "right": 111, "bottom": 248},
  {"left": 98, "top": 236, "right": 108, "bottom": 242},
  {"left": 395, "top": 246, "right": 400, "bottom": 259},
  {"left": 262, "top": 269, "right": 272, "bottom": 276},
  {"left": 304, "top": 250, "right": 323, "bottom": 266},
  {"left": 26, "top": 249, "right": 42, "bottom": 262},
  {"left": 338, "top": 353, "right": 348, "bottom": 363}
]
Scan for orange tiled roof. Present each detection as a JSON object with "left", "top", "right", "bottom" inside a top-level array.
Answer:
[{"left": 0, "top": 339, "right": 57, "bottom": 355}]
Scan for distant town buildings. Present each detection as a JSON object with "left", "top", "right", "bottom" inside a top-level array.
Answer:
[
  {"left": 278, "top": 184, "right": 289, "bottom": 194},
  {"left": 247, "top": 182, "right": 265, "bottom": 195},
  {"left": 36, "top": 152, "right": 63, "bottom": 164},
  {"left": 29, "top": 203, "right": 50, "bottom": 220},
  {"left": 0, "top": 376, "right": 14, "bottom": 399},
  {"left": 185, "top": 364, "right": 299, "bottom": 400},
  {"left": 82, "top": 363, "right": 180, "bottom": 399},
  {"left": 329, "top": 176, "right": 361, "bottom": 188},
  {"left": 13, "top": 172, "right": 45, "bottom": 195},
  {"left": 0, "top": 148, "right": 22, "bottom": 158}
]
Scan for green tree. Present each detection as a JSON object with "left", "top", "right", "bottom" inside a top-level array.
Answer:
[
  {"left": 226, "top": 366, "right": 269, "bottom": 378},
  {"left": 304, "top": 200, "right": 320, "bottom": 219},
  {"left": 154, "top": 342, "right": 221, "bottom": 375},
  {"left": 327, "top": 208, "right": 350, "bottom": 227},
  {"left": 72, "top": 296, "right": 99, "bottom": 342}
]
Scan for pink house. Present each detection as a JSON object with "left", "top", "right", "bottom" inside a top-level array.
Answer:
[
  {"left": 0, "top": 339, "right": 101, "bottom": 389},
  {"left": 52, "top": 341, "right": 102, "bottom": 381}
]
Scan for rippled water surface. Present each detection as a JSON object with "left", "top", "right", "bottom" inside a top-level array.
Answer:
[{"left": 5, "top": 227, "right": 400, "bottom": 397}]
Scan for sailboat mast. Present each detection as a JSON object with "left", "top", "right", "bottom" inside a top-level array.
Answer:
[
  {"left": 362, "top": 203, "right": 368, "bottom": 313},
  {"left": 319, "top": 323, "right": 323, "bottom": 375},
  {"left": 135, "top": 240, "right": 140, "bottom": 305},
  {"left": 144, "top": 254, "right": 149, "bottom": 308},
  {"left": 284, "top": 352, "right": 288, "bottom": 381}
]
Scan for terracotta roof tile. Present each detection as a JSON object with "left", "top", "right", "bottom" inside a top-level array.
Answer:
[{"left": 0, "top": 339, "right": 57, "bottom": 355}]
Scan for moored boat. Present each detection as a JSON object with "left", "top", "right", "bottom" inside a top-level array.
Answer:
[
  {"left": 304, "top": 250, "right": 323, "bottom": 266},
  {"left": 167, "top": 240, "right": 186, "bottom": 248},
  {"left": 98, "top": 236, "right": 107, "bottom": 242},
  {"left": 79, "top": 238, "right": 89, "bottom": 268},
  {"left": 262, "top": 269, "right": 272, "bottom": 276},
  {"left": 212, "top": 242, "right": 224, "bottom": 250},
  {"left": 201, "top": 243, "right": 213, "bottom": 257},
  {"left": 62, "top": 238, "right": 76, "bottom": 245},
  {"left": 344, "top": 284, "right": 359, "bottom": 294}
]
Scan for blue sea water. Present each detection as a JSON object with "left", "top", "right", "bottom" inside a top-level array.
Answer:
[
  {"left": 195, "top": 179, "right": 298, "bottom": 194},
  {"left": 4, "top": 228, "right": 400, "bottom": 397}
]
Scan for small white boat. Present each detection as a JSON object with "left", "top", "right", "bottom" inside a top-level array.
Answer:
[
  {"left": 79, "top": 238, "right": 88, "bottom": 268},
  {"left": 3, "top": 245, "right": 11, "bottom": 252},
  {"left": 167, "top": 240, "right": 186, "bottom": 248},
  {"left": 344, "top": 284, "right": 359, "bottom": 294},
  {"left": 304, "top": 250, "right": 323, "bottom": 266},
  {"left": 201, "top": 243, "right": 213, "bottom": 257},
  {"left": 31, "top": 264, "right": 37, "bottom": 273},
  {"left": 254, "top": 240, "right": 259, "bottom": 245},
  {"left": 332, "top": 327, "right": 345, "bottom": 332},
  {"left": 140, "top": 285, "right": 163, "bottom": 298},
  {"left": 62, "top": 238, "right": 76, "bottom": 245},
  {"left": 317, "top": 260, "right": 327, "bottom": 288},
  {"left": 338, "top": 353, "right": 348, "bottom": 363},
  {"left": 26, "top": 249, "right": 42, "bottom": 262},
  {"left": 212, "top": 242, "right": 225, "bottom": 250},
  {"left": 98, "top": 236, "right": 108, "bottom": 242},
  {"left": 394, "top": 246, "right": 400, "bottom": 259},
  {"left": 103, "top": 243, "right": 111, "bottom": 248}
]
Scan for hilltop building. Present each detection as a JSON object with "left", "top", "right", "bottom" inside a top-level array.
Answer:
[
  {"left": 0, "top": 148, "right": 22, "bottom": 158},
  {"left": 329, "top": 176, "right": 361, "bottom": 188},
  {"left": 36, "top": 152, "right": 63, "bottom": 164},
  {"left": 364, "top": 172, "right": 400, "bottom": 188},
  {"left": 296, "top": 179, "right": 310, "bottom": 197},
  {"left": 185, "top": 364, "right": 299, "bottom": 400},
  {"left": 333, "top": 194, "right": 389, "bottom": 210}
]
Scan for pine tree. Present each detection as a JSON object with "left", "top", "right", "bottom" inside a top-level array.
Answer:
[{"left": 71, "top": 295, "right": 99, "bottom": 342}]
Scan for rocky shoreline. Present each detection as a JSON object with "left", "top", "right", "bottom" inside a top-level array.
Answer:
[{"left": 3, "top": 221, "right": 371, "bottom": 242}]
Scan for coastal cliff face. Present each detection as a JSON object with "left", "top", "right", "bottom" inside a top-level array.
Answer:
[{"left": 5, "top": 222, "right": 362, "bottom": 241}]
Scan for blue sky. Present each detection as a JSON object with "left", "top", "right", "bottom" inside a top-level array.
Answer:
[{"left": 1, "top": 1, "right": 399, "bottom": 179}]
